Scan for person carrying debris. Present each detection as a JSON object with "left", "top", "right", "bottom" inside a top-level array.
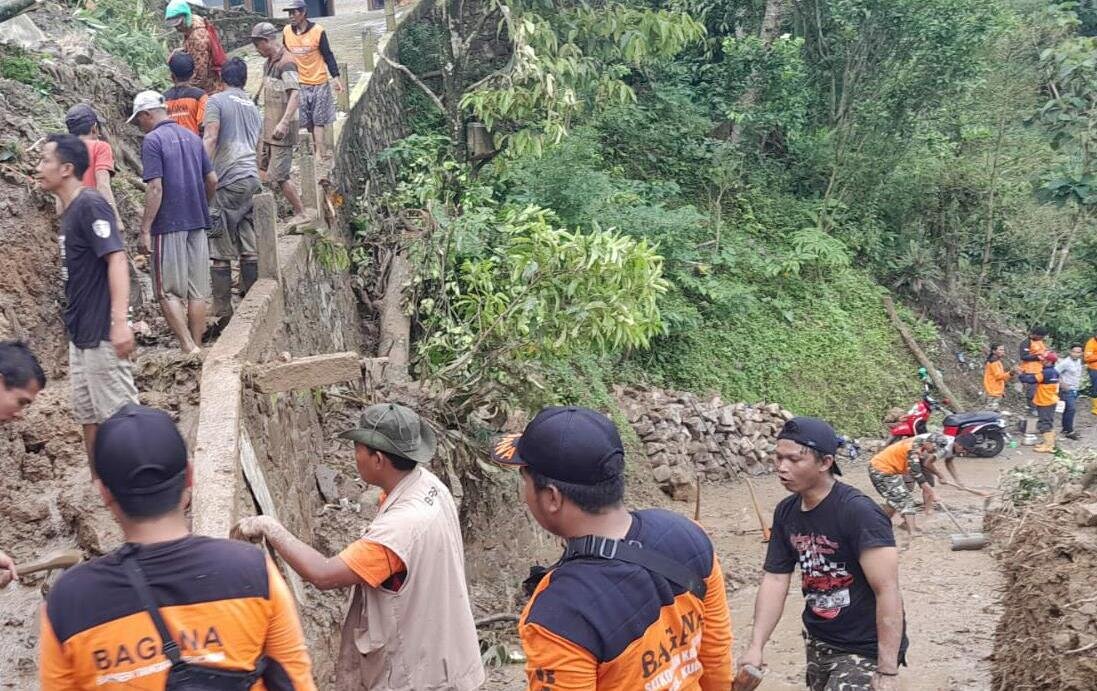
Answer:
[
  {"left": 165, "top": 0, "right": 218, "bottom": 93},
  {"left": 867, "top": 433, "right": 954, "bottom": 535},
  {"left": 282, "top": 0, "right": 345, "bottom": 179},
  {"left": 740, "top": 417, "right": 906, "bottom": 691},
  {"left": 251, "top": 22, "right": 309, "bottom": 229},
  {"left": 131, "top": 90, "right": 217, "bottom": 355},
  {"left": 203, "top": 57, "right": 263, "bottom": 333},
  {"left": 163, "top": 52, "right": 208, "bottom": 136},
  {"left": 491, "top": 406, "right": 734, "bottom": 689},
  {"left": 232, "top": 403, "right": 485, "bottom": 690},
  {"left": 64, "top": 104, "right": 124, "bottom": 232},
  {"left": 1019, "top": 351, "right": 1061, "bottom": 453},
  {"left": 37, "top": 133, "right": 137, "bottom": 469},
  {"left": 1084, "top": 330, "right": 1097, "bottom": 415},
  {"left": 1056, "top": 344, "right": 1084, "bottom": 441},
  {"left": 982, "top": 343, "right": 1013, "bottom": 410},
  {"left": 38, "top": 404, "right": 316, "bottom": 689},
  {"left": 0, "top": 340, "right": 46, "bottom": 589},
  {"left": 1019, "top": 326, "right": 1050, "bottom": 415}
]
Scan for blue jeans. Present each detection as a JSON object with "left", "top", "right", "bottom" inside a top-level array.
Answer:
[{"left": 1062, "top": 389, "right": 1078, "bottom": 433}]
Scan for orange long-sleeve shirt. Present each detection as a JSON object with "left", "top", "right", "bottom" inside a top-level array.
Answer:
[
  {"left": 1019, "top": 338, "right": 1048, "bottom": 375},
  {"left": 1085, "top": 337, "right": 1097, "bottom": 371},
  {"left": 39, "top": 536, "right": 314, "bottom": 690},
  {"left": 1019, "top": 367, "right": 1060, "bottom": 407},
  {"left": 983, "top": 358, "right": 1011, "bottom": 398},
  {"left": 518, "top": 510, "right": 733, "bottom": 690}
]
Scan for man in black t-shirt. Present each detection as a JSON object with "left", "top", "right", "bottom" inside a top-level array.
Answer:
[
  {"left": 37, "top": 134, "right": 137, "bottom": 470},
  {"left": 740, "top": 417, "right": 906, "bottom": 691}
]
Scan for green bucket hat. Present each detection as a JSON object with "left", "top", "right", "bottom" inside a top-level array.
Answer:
[{"left": 339, "top": 403, "right": 437, "bottom": 464}]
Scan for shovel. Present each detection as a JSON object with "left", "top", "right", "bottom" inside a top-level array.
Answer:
[
  {"left": 0, "top": 549, "right": 83, "bottom": 588},
  {"left": 937, "top": 501, "right": 989, "bottom": 551}
]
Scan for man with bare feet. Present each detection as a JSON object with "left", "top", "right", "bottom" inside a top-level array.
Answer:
[
  {"left": 741, "top": 416, "right": 906, "bottom": 691},
  {"left": 38, "top": 134, "right": 137, "bottom": 470},
  {"left": 132, "top": 90, "right": 217, "bottom": 353},
  {"left": 868, "top": 433, "right": 954, "bottom": 535}
]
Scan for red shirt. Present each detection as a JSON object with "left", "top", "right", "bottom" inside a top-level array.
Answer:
[{"left": 81, "top": 139, "right": 114, "bottom": 189}]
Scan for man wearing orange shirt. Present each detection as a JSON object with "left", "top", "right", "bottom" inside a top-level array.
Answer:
[
  {"left": 1085, "top": 330, "right": 1097, "bottom": 415},
  {"left": 232, "top": 402, "right": 485, "bottom": 690},
  {"left": 64, "top": 104, "right": 123, "bottom": 232},
  {"left": 163, "top": 52, "right": 208, "bottom": 136},
  {"left": 1019, "top": 352, "right": 1061, "bottom": 453},
  {"left": 983, "top": 343, "right": 1014, "bottom": 410},
  {"left": 283, "top": 0, "right": 345, "bottom": 178},
  {"left": 867, "top": 433, "right": 953, "bottom": 535},
  {"left": 1019, "top": 326, "right": 1050, "bottom": 415},
  {"left": 39, "top": 404, "right": 315, "bottom": 689},
  {"left": 492, "top": 406, "right": 733, "bottom": 690}
]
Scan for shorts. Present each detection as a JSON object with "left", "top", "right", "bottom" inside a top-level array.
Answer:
[
  {"left": 805, "top": 633, "right": 878, "bottom": 691},
  {"left": 152, "top": 229, "right": 211, "bottom": 301},
  {"left": 209, "top": 177, "right": 261, "bottom": 261},
  {"left": 69, "top": 341, "right": 138, "bottom": 425},
  {"left": 868, "top": 466, "right": 916, "bottom": 515},
  {"left": 299, "top": 82, "right": 337, "bottom": 129},
  {"left": 259, "top": 142, "right": 294, "bottom": 184}
]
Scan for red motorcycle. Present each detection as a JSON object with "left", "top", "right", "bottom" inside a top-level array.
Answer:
[{"left": 886, "top": 376, "right": 1008, "bottom": 458}]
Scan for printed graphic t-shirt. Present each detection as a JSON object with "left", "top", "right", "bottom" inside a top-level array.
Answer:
[
  {"left": 764, "top": 481, "right": 908, "bottom": 660},
  {"left": 60, "top": 189, "right": 123, "bottom": 349}
]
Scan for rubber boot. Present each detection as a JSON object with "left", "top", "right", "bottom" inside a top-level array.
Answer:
[
  {"left": 1091, "top": 398, "right": 1097, "bottom": 415},
  {"left": 240, "top": 259, "right": 259, "bottom": 297},
  {"left": 210, "top": 265, "right": 234, "bottom": 321},
  {"left": 1033, "top": 431, "right": 1056, "bottom": 453}
]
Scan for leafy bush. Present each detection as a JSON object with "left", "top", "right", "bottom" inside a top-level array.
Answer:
[{"left": 74, "top": 0, "right": 169, "bottom": 88}]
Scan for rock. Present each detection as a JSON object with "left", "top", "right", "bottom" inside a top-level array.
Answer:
[
  {"left": 652, "top": 465, "right": 672, "bottom": 483},
  {"left": 1075, "top": 501, "right": 1097, "bottom": 527},
  {"left": 315, "top": 464, "right": 341, "bottom": 504},
  {"left": 1051, "top": 631, "right": 1079, "bottom": 652}
]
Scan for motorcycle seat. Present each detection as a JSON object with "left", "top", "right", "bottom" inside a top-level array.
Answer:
[{"left": 942, "top": 411, "right": 1001, "bottom": 427}]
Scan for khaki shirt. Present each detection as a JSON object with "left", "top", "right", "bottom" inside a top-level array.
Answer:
[{"left": 262, "top": 50, "right": 300, "bottom": 147}]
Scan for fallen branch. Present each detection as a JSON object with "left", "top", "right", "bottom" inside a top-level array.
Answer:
[
  {"left": 476, "top": 613, "right": 520, "bottom": 627},
  {"left": 881, "top": 295, "right": 964, "bottom": 408},
  {"left": 379, "top": 53, "right": 446, "bottom": 113}
]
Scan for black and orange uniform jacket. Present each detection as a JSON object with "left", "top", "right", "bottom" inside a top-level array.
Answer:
[
  {"left": 164, "top": 84, "right": 208, "bottom": 136},
  {"left": 1019, "top": 364, "right": 1060, "bottom": 407},
  {"left": 518, "top": 509, "right": 733, "bottom": 690},
  {"left": 1018, "top": 338, "right": 1048, "bottom": 376},
  {"left": 39, "top": 535, "right": 315, "bottom": 690}
]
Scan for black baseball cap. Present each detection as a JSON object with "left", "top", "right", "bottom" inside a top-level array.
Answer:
[
  {"left": 491, "top": 406, "right": 625, "bottom": 486},
  {"left": 168, "top": 51, "right": 195, "bottom": 80},
  {"left": 94, "top": 404, "right": 189, "bottom": 517},
  {"left": 64, "top": 104, "right": 101, "bottom": 135},
  {"left": 776, "top": 416, "right": 843, "bottom": 475}
]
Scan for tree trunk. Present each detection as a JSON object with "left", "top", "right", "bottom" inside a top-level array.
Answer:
[
  {"left": 726, "top": 0, "right": 789, "bottom": 145},
  {"left": 378, "top": 248, "right": 411, "bottom": 383},
  {"left": 971, "top": 120, "right": 1005, "bottom": 334},
  {"left": 882, "top": 295, "right": 965, "bottom": 408},
  {"left": 440, "top": 0, "right": 468, "bottom": 160}
]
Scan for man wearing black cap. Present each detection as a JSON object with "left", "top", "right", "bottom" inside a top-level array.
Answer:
[
  {"left": 232, "top": 402, "right": 485, "bottom": 690},
  {"left": 38, "top": 404, "right": 316, "bottom": 689},
  {"left": 64, "top": 104, "right": 123, "bottom": 233},
  {"left": 492, "top": 406, "right": 733, "bottom": 689},
  {"left": 739, "top": 417, "right": 906, "bottom": 691}
]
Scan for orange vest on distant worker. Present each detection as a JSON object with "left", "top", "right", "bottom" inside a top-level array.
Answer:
[
  {"left": 283, "top": 23, "right": 329, "bottom": 86},
  {"left": 1019, "top": 338, "right": 1047, "bottom": 375},
  {"left": 983, "top": 359, "right": 1010, "bottom": 398},
  {"left": 1085, "top": 337, "right": 1097, "bottom": 371}
]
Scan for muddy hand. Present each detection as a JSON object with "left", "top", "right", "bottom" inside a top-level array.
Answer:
[
  {"left": 231, "top": 516, "right": 275, "bottom": 543},
  {"left": 870, "top": 672, "right": 900, "bottom": 691},
  {"left": 0, "top": 549, "right": 18, "bottom": 588}
]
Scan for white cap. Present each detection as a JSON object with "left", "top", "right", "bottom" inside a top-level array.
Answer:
[{"left": 127, "top": 90, "right": 165, "bottom": 123}]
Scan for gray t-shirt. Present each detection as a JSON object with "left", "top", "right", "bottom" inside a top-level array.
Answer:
[{"left": 204, "top": 87, "right": 261, "bottom": 188}]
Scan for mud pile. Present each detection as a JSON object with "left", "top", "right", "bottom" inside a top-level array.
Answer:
[{"left": 988, "top": 471, "right": 1097, "bottom": 689}]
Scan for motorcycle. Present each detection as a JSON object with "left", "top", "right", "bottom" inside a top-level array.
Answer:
[{"left": 886, "top": 371, "right": 1008, "bottom": 458}]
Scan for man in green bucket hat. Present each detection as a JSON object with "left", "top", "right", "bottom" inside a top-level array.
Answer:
[{"left": 233, "top": 402, "right": 485, "bottom": 690}]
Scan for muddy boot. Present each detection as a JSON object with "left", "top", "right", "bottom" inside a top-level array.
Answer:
[
  {"left": 1091, "top": 398, "right": 1097, "bottom": 416},
  {"left": 207, "top": 265, "right": 234, "bottom": 341},
  {"left": 240, "top": 259, "right": 259, "bottom": 297},
  {"left": 1033, "top": 431, "right": 1056, "bottom": 453}
]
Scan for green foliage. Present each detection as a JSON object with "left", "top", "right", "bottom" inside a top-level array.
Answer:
[
  {"left": 1001, "top": 452, "right": 1091, "bottom": 505},
  {"left": 74, "top": 0, "right": 169, "bottom": 88},
  {"left": 0, "top": 50, "right": 40, "bottom": 86}
]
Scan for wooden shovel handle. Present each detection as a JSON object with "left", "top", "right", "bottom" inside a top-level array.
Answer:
[
  {"left": 743, "top": 476, "right": 772, "bottom": 543},
  {"left": 16, "top": 549, "right": 83, "bottom": 577}
]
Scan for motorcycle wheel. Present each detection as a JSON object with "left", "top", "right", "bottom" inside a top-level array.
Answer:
[{"left": 969, "top": 430, "right": 1005, "bottom": 458}]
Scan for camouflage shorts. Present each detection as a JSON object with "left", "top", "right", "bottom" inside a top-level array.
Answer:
[
  {"left": 805, "top": 633, "right": 877, "bottom": 691},
  {"left": 868, "top": 466, "right": 916, "bottom": 515}
]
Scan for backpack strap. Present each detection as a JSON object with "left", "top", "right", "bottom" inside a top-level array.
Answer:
[
  {"left": 562, "top": 535, "right": 708, "bottom": 599},
  {"left": 119, "top": 545, "right": 184, "bottom": 666}
]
